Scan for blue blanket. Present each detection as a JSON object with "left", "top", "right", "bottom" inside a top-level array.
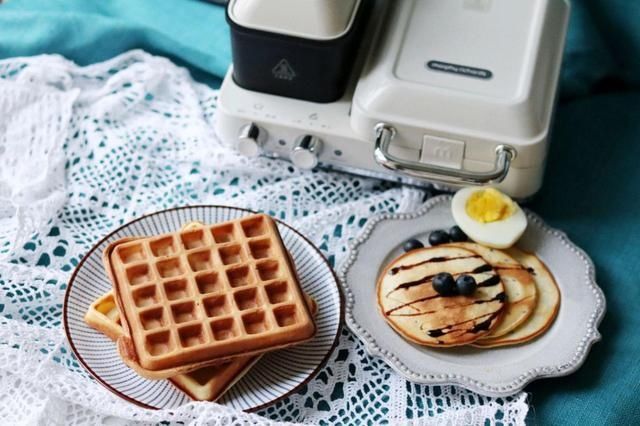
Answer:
[
  {"left": 0, "top": 0, "right": 230, "bottom": 86},
  {"left": 1, "top": 1, "right": 639, "bottom": 424}
]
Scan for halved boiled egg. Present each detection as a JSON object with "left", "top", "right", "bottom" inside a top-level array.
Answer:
[{"left": 451, "top": 187, "right": 527, "bottom": 249}]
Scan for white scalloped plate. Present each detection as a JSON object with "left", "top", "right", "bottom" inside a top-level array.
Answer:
[{"left": 339, "top": 195, "right": 605, "bottom": 397}]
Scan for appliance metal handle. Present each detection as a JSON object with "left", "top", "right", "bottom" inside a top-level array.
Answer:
[{"left": 373, "top": 123, "right": 516, "bottom": 185}]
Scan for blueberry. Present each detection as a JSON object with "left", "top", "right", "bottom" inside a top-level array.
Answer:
[
  {"left": 402, "top": 239, "right": 424, "bottom": 253},
  {"left": 449, "top": 226, "right": 468, "bottom": 242},
  {"left": 456, "top": 275, "right": 477, "bottom": 296},
  {"left": 432, "top": 272, "right": 456, "bottom": 296},
  {"left": 428, "top": 230, "right": 451, "bottom": 246}
]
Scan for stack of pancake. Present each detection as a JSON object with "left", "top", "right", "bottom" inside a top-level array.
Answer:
[{"left": 377, "top": 243, "right": 560, "bottom": 348}]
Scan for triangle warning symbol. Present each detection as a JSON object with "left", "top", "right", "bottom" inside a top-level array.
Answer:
[{"left": 272, "top": 59, "right": 297, "bottom": 81}]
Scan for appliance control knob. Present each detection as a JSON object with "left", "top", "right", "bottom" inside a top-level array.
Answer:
[
  {"left": 237, "top": 123, "right": 266, "bottom": 157},
  {"left": 291, "top": 135, "right": 323, "bottom": 169}
]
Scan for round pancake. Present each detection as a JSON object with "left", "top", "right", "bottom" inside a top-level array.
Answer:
[
  {"left": 472, "top": 247, "right": 561, "bottom": 348},
  {"left": 377, "top": 246, "right": 506, "bottom": 347},
  {"left": 448, "top": 243, "right": 537, "bottom": 339}
]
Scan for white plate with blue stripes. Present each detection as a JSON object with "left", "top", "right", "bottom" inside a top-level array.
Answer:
[{"left": 64, "top": 206, "right": 343, "bottom": 411}]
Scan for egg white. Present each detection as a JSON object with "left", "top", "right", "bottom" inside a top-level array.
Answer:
[{"left": 451, "top": 187, "right": 527, "bottom": 249}]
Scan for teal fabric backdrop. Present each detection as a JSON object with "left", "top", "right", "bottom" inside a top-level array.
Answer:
[
  {"left": 0, "top": 0, "right": 230, "bottom": 86},
  {"left": 1, "top": 0, "right": 639, "bottom": 424}
]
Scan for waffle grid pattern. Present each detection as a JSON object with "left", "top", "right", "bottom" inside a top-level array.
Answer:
[
  {"left": 112, "top": 215, "right": 312, "bottom": 369},
  {"left": 85, "top": 291, "right": 259, "bottom": 402}
]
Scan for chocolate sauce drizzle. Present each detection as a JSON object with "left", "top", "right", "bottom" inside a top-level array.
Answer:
[
  {"left": 387, "top": 264, "right": 500, "bottom": 296},
  {"left": 392, "top": 273, "right": 440, "bottom": 292},
  {"left": 389, "top": 255, "right": 480, "bottom": 276},
  {"left": 470, "top": 311, "right": 502, "bottom": 333},
  {"left": 477, "top": 275, "right": 501, "bottom": 287},
  {"left": 388, "top": 292, "right": 506, "bottom": 317},
  {"left": 388, "top": 270, "right": 500, "bottom": 296},
  {"left": 474, "top": 291, "right": 506, "bottom": 304},
  {"left": 472, "top": 264, "right": 493, "bottom": 273},
  {"left": 422, "top": 311, "right": 500, "bottom": 339},
  {"left": 384, "top": 294, "right": 442, "bottom": 315},
  {"left": 388, "top": 255, "right": 493, "bottom": 291},
  {"left": 428, "top": 329, "right": 447, "bottom": 338},
  {"left": 494, "top": 265, "right": 536, "bottom": 275}
]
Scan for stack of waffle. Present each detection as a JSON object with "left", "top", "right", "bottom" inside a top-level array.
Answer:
[{"left": 85, "top": 214, "right": 317, "bottom": 401}]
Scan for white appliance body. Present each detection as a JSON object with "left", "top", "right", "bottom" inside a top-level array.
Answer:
[{"left": 216, "top": 0, "right": 571, "bottom": 199}]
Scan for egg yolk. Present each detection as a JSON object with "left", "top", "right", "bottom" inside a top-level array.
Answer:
[{"left": 465, "top": 188, "right": 516, "bottom": 223}]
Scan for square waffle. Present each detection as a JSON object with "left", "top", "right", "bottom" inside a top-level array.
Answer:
[
  {"left": 84, "top": 291, "right": 258, "bottom": 401},
  {"left": 84, "top": 290, "right": 318, "bottom": 401},
  {"left": 105, "top": 214, "right": 316, "bottom": 376}
]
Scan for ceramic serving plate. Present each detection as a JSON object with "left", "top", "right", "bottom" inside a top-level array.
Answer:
[
  {"left": 64, "top": 206, "right": 343, "bottom": 411},
  {"left": 339, "top": 195, "right": 605, "bottom": 397}
]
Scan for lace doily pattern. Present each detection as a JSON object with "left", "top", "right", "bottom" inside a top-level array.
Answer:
[{"left": 0, "top": 51, "right": 528, "bottom": 425}]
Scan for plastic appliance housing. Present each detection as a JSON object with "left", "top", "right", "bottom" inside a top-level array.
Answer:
[
  {"left": 226, "top": 0, "right": 369, "bottom": 103},
  {"left": 216, "top": 0, "right": 571, "bottom": 199}
]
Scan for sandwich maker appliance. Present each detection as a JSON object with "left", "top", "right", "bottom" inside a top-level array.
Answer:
[{"left": 216, "top": 0, "right": 570, "bottom": 198}]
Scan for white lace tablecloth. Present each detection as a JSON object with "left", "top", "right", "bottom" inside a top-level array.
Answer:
[{"left": 0, "top": 51, "right": 528, "bottom": 425}]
